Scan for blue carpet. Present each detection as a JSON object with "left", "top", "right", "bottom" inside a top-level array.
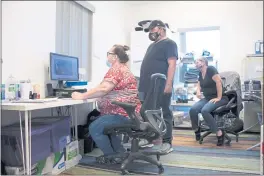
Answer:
[
  {"left": 79, "top": 155, "right": 258, "bottom": 175},
  {"left": 173, "top": 146, "right": 259, "bottom": 159}
]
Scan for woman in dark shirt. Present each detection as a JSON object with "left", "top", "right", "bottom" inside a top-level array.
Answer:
[{"left": 189, "top": 57, "right": 228, "bottom": 146}]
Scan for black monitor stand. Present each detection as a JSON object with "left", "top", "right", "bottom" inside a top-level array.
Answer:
[{"left": 58, "top": 80, "right": 64, "bottom": 89}]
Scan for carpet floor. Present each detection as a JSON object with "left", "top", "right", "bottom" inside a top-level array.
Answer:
[{"left": 62, "top": 129, "right": 260, "bottom": 175}]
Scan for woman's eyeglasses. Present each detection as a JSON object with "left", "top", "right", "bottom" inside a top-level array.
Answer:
[{"left": 107, "top": 52, "right": 115, "bottom": 56}]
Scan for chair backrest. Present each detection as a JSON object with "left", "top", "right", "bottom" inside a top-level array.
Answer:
[
  {"left": 139, "top": 73, "right": 167, "bottom": 139},
  {"left": 219, "top": 71, "right": 243, "bottom": 116},
  {"left": 140, "top": 73, "right": 167, "bottom": 112}
]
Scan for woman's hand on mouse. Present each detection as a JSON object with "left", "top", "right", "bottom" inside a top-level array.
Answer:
[{"left": 71, "top": 92, "right": 84, "bottom": 100}]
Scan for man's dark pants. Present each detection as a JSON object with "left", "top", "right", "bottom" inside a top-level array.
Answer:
[{"left": 139, "top": 92, "right": 173, "bottom": 144}]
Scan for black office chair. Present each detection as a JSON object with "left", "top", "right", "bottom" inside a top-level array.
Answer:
[
  {"left": 199, "top": 90, "right": 244, "bottom": 145},
  {"left": 199, "top": 72, "right": 244, "bottom": 145},
  {"left": 103, "top": 73, "right": 169, "bottom": 175}
]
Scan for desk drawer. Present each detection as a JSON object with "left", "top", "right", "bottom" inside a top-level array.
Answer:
[
  {"left": 171, "top": 106, "right": 191, "bottom": 115},
  {"left": 171, "top": 105, "right": 192, "bottom": 128}
]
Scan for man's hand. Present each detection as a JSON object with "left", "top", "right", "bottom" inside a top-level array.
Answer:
[
  {"left": 164, "top": 84, "right": 172, "bottom": 93},
  {"left": 71, "top": 92, "right": 84, "bottom": 100},
  {"left": 209, "top": 98, "right": 221, "bottom": 104}
]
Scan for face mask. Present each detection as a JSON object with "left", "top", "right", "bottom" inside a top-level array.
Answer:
[
  {"left": 195, "top": 62, "right": 203, "bottom": 70},
  {"left": 106, "top": 60, "right": 112, "bottom": 67},
  {"left": 148, "top": 32, "right": 160, "bottom": 41}
]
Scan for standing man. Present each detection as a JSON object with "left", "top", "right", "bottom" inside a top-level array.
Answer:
[{"left": 139, "top": 20, "right": 178, "bottom": 153}]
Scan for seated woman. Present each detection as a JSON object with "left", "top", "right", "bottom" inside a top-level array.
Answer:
[
  {"left": 189, "top": 57, "right": 229, "bottom": 146},
  {"left": 71, "top": 44, "right": 141, "bottom": 162}
]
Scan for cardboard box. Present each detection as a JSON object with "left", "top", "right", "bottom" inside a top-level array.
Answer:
[
  {"left": 52, "top": 151, "right": 66, "bottom": 175},
  {"left": 5, "top": 156, "right": 53, "bottom": 175},
  {"left": 5, "top": 151, "right": 66, "bottom": 175}
]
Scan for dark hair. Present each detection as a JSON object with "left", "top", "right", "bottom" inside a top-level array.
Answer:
[{"left": 113, "top": 44, "right": 130, "bottom": 63}]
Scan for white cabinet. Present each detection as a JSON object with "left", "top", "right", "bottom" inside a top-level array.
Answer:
[
  {"left": 242, "top": 55, "right": 263, "bottom": 132},
  {"left": 241, "top": 55, "right": 263, "bottom": 82}
]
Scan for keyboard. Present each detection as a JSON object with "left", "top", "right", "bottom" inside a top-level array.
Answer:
[{"left": 12, "top": 97, "right": 59, "bottom": 103}]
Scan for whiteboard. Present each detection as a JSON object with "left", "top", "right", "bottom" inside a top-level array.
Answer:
[{"left": 130, "top": 31, "right": 151, "bottom": 77}]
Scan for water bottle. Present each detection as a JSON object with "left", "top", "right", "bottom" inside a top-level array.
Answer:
[
  {"left": 5, "top": 75, "right": 18, "bottom": 100},
  {"left": 1, "top": 84, "right": 5, "bottom": 100}
]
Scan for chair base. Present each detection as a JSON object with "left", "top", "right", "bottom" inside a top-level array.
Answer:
[
  {"left": 199, "top": 130, "right": 239, "bottom": 145},
  {"left": 101, "top": 138, "right": 167, "bottom": 175},
  {"left": 121, "top": 138, "right": 165, "bottom": 175},
  {"left": 120, "top": 151, "right": 164, "bottom": 175}
]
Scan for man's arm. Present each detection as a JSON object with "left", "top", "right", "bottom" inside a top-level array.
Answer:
[
  {"left": 166, "top": 58, "right": 177, "bottom": 87},
  {"left": 164, "top": 41, "right": 178, "bottom": 93}
]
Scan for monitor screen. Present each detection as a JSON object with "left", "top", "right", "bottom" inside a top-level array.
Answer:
[{"left": 50, "top": 53, "right": 79, "bottom": 81}]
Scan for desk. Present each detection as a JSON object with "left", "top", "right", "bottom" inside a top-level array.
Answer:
[
  {"left": 171, "top": 101, "right": 196, "bottom": 128},
  {"left": 1, "top": 98, "right": 96, "bottom": 175}
]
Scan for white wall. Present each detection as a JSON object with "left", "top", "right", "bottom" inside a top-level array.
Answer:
[
  {"left": 89, "top": 1, "right": 128, "bottom": 84},
  {"left": 125, "top": 1, "right": 263, "bottom": 78},
  {"left": 2, "top": 1, "right": 57, "bottom": 126},
  {"left": 2, "top": 1, "right": 56, "bottom": 97},
  {"left": 1, "top": 1, "right": 129, "bottom": 126}
]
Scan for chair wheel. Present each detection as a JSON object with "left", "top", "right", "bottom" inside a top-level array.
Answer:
[
  {"left": 157, "top": 154, "right": 160, "bottom": 161},
  {"left": 158, "top": 164, "right": 164, "bottom": 174},
  {"left": 225, "top": 141, "right": 231, "bottom": 146},
  {"left": 121, "top": 169, "right": 130, "bottom": 175},
  {"left": 199, "top": 139, "right": 203, "bottom": 144}
]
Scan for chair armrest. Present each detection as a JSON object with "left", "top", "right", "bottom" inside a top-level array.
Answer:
[
  {"left": 225, "top": 97, "right": 235, "bottom": 108},
  {"left": 103, "top": 123, "right": 137, "bottom": 135},
  {"left": 224, "top": 90, "right": 236, "bottom": 96},
  {"left": 111, "top": 101, "right": 141, "bottom": 127},
  {"left": 111, "top": 101, "right": 137, "bottom": 110}
]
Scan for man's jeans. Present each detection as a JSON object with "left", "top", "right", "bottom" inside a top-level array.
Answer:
[
  {"left": 89, "top": 114, "right": 130, "bottom": 155},
  {"left": 189, "top": 96, "right": 229, "bottom": 133},
  {"left": 139, "top": 92, "right": 173, "bottom": 144}
]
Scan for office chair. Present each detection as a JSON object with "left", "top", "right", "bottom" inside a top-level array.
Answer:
[
  {"left": 199, "top": 72, "right": 244, "bottom": 145},
  {"left": 103, "top": 73, "right": 169, "bottom": 175}
]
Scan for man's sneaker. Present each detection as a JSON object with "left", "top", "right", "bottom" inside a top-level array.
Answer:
[
  {"left": 151, "top": 142, "right": 173, "bottom": 154},
  {"left": 139, "top": 139, "right": 154, "bottom": 148},
  {"left": 165, "top": 144, "right": 174, "bottom": 154}
]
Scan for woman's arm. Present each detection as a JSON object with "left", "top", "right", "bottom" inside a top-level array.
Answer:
[
  {"left": 196, "top": 81, "right": 201, "bottom": 94},
  {"left": 212, "top": 74, "right": 223, "bottom": 99},
  {"left": 72, "top": 81, "right": 115, "bottom": 100},
  {"left": 196, "top": 81, "right": 202, "bottom": 98}
]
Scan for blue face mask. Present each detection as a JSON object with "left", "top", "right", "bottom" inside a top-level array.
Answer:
[{"left": 106, "top": 60, "right": 112, "bottom": 67}]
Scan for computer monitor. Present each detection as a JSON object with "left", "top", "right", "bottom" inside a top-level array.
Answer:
[{"left": 50, "top": 52, "right": 79, "bottom": 89}]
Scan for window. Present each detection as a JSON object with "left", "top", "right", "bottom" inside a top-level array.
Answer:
[
  {"left": 56, "top": 1, "right": 94, "bottom": 81},
  {"left": 179, "top": 26, "right": 220, "bottom": 60}
]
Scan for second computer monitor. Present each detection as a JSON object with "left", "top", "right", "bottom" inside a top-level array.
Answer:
[{"left": 50, "top": 52, "right": 79, "bottom": 88}]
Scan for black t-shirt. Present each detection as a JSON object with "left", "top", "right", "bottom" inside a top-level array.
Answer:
[
  {"left": 198, "top": 66, "right": 223, "bottom": 100},
  {"left": 138, "top": 38, "right": 178, "bottom": 92}
]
